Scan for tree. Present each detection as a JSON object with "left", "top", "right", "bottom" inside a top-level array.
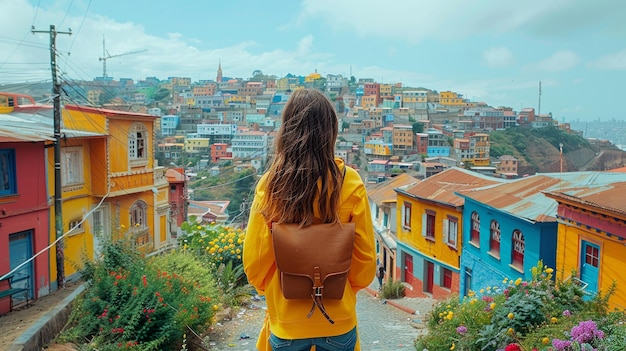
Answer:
[
  {"left": 412, "top": 122, "right": 424, "bottom": 134},
  {"left": 153, "top": 88, "right": 171, "bottom": 102}
]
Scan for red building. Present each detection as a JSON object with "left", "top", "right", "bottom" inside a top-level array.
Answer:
[
  {"left": 211, "top": 143, "right": 230, "bottom": 163},
  {"left": 166, "top": 168, "right": 187, "bottom": 236},
  {"left": 0, "top": 124, "right": 52, "bottom": 314}
]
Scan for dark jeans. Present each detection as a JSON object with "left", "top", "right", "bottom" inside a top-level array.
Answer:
[{"left": 269, "top": 327, "right": 357, "bottom": 351}]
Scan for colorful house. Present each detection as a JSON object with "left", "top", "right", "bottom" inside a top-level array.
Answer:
[
  {"left": 458, "top": 175, "right": 561, "bottom": 296},
  {"left": 367, "top": 173, "right": 420, "bottom": 283},
  {"left": 0, "top": 112, "right": 53, "bottom": 313},
  {"left": 394, "top": 168, "right": 501, "bottom": 299},
  {"left": 544, "top": 174, "right": 626, "bottom": 310},
  {"left": 62, "top": 105, "right": 170, "bottom": 259}
]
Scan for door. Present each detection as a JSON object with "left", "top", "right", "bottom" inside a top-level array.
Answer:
[
  {"left": 403, "top": 253, "right": 414, "bottom": 285},
  {"left": 92, "top": 205, "right": 111, "bottom": 258},
  {"left": 580, "top": 241, "right": 600, "bottom": 298},
  {"left": 424, "top": 261, "right": 434, "bottom": 293},
  {"left": 9, "top": 231, "right": 34, "bottom": 303},
  {"left": 464, "top": 268, "right": 473, "bottom": 297}
]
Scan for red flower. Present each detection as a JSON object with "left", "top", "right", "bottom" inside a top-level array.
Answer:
[{"left": 505, "top": 344, "right": 522, "bottom": 351}]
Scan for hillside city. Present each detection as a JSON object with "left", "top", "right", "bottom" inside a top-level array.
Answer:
[{"left": 1, "top": 64, "right": 625, "bottom": 350}]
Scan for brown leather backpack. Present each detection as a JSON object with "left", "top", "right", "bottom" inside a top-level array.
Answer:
[{"left": 271, "top": 221, "right": 355, "bottom": 324}]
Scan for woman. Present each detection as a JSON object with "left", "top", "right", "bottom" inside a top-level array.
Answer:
[{"left": 243, "top": 89, "right": 376, "bottom": 351}]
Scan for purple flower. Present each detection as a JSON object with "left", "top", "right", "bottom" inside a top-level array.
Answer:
[
  {"left": 562, "top": 310, "right": 571, "bottom": 317},
  {"left": 456, "top": 325, "right": 468, "bottom": 335},
  {"left": 552, "top": 339, "right": 572, "bottom": 350},
  {"left": 571, "top": 320, "right": 604, "bottom": 344}
]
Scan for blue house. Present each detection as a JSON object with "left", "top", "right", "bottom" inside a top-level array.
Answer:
[{"left": 458, "top": 175, "right": 561, "bottom": 296}]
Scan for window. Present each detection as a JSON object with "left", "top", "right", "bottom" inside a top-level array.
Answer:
[
  {"left": 402, "top": 202, "right": 412, "bottom": 230},
  {"left": 490, "top": 220, "right": 501, "bottom": 257},
  {"left": 128, "top": 123, "right": 147, "bottom": 160},
  {"left": 422, "top": 210, "right": 436, "bottom": 240},
  {"left": 0, "top": 149, "right": 17, "bottom": 196},
  {"left": 443, "top": 216, "right": 458, "bottom": 248},
  {"left": 584, "top": 244, "right": 599, "bottom": 267},
  {"left": 512, "top": 229, "right": 525, "bottom": 268},
  {"left": 442, "top": 268, "right": 452, "bottom": 289},
  {"left": 61, "top": 146, "right": 83, "bottom": 186},
  {"left": 470, "top": 211, "right": 480, "bottom": 245},
  {"left": 130, "top": 201, "right": 148, "bottom": 229},
  {"left": 68, "top": 218, "right": 84, "bottom": 234}
]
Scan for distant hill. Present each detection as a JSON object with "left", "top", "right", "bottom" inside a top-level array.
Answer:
[
  {"left": 0, "top": 82, "right": 53, "bottom": 101},
  {"left": 490, "top": 126, "right": 626, "bottom": 175}
]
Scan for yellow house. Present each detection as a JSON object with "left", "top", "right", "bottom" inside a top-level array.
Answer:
[
  {"left": 395, "top": 168, "right": 500, "bottom": 299},
  {"left": 439, "top": 91, "right": 465, "bottom": 106},
  {"left": 185, "top": 137, "right": 211, "bottom": 154},
  {"left": 545, "top": 178, "right": 626, "bottom": 310},
  {"left": 61, "top": 105, "right": 170, "bottom": 272}
]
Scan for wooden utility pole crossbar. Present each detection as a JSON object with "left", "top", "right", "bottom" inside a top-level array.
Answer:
[{"left": 31, "top": 25, "right": 71, "bottom": 289}]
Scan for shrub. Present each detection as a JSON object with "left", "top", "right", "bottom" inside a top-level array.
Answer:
[
  {"left": 178, "top": 220, "right": 250, "bottom": 306},
  {"left": 414, "top": 261, "right": 626, "bottom": 351},
  {"left": 380, "top": 280, "right": 405, "bottom": 299},
  {"left": 58, "top": 240, "right": 218, "bottom": 351}
]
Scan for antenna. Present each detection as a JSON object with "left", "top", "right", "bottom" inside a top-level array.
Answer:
[
  {"left": 98, "top": 36, "right": 147, "bottom": 79},
  {"left": 538, "top": 81, "right": 542, "bottom": 115}
]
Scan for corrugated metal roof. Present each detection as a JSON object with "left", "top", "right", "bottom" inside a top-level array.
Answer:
[
  {"left": 1, "top": 110, "right": 106, "bottom": 141},
  {"left": 546, "top": 180, "right": 626, "bottom": 216},
  {"left": 367, "top": 173, "right": 420, "bottom": 205},
  {"left": 402, "top": 167, "right": 504, "bottom": 207},
  {"left": 462, "top": 172, "right": 626, "bottom": 222}
]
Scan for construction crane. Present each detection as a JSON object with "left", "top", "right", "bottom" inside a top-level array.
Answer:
[{"left": 99, "top": 36, "right": 146, "bottom": 79}]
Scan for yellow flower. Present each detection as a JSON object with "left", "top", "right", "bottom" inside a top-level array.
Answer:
[
  {"left": 237, "top": 255, "right": 241, "bottom": 259},
  {"left": 502, "top": 278, "right": 508, "bottom": 284},
  {"left": 468, "top": 290, "right": 475, "bottom": 297},
  {"left": 490, "top": 302, "right": 496, "bottom": 310},
  {"left": 507, "top": 328, "right": 514, "bottom": 335},
  {"left": 470, "top": 299, "right": 476, "bottom": 305},
  {"left": 508, "top": 312, "right": 514, "bottom": 319},
  {"left": 197, "top": 225, "right": 202, "bottom": 230},
  {"left": 545, "top": 268, "right": 554, "bottom": 274},
  {"left": 514, "top": 278, "right": 522, "bottom": 286},
  {"left": 237, "top": 239, "right": 243, "bottom": 244},
  {"left": 212, "top": 304, "right": 219, "bottom": 311},
  {"left": 450, "top": 342, "right": 455, "bottom": 350},
  {"left": 551, "top": 317, "right": 558, "bottom": 324},
  {"left": 486, "top": 286, "right": 491, "bottom": 291},
  {"left": 542, "top": 337, "right": 550, "bottom": 345},
  {"left": 479, "top": 289, "right": 484, "bottom": 294},
  {"left": 446, "top": 311, "right": 453, "bottom": 320}
]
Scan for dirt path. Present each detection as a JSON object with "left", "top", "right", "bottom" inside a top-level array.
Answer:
[{"left": 0, "top": 281, "right": 82, "bottom": 348}]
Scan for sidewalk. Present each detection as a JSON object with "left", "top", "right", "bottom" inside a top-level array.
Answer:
[{"left": 363, "top": 278, "right": 436, "bottom": 325}]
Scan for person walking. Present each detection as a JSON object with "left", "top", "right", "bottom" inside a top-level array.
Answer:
[
  {"left": 377, "top": 264, "right": 385, "bottom": 290},
  {"left": 243, "top": 89, "right": 377, "bottom": 351}
]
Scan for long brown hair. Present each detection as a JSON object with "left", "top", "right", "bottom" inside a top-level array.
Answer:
[{"left": 259, "top": 89, "right": 342, "bottom": 225}]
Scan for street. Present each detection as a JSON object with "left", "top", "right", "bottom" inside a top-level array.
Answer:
[{"left": 206, "top": 287, "right": 432, "bottom": 351}]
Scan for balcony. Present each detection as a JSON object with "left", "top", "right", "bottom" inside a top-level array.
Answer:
[{"left": 154, "top": 166, "right": 167, "bottom": 187}]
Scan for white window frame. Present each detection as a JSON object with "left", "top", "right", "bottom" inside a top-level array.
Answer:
[
  {"left": 61, "top": 146, "right": 84, "bottom": 186},
  {"left": 443, "top": 216, "right": 458, "bottom": 249},
  {"left": 129, "top": 123, "right": 148, "bottom": 166},
  {"left": 130, "top": 201, "right": 148, "bottom": 229}
]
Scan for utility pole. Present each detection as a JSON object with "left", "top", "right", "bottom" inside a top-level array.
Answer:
[{"left": 32, "top": 25, "right": 71, "bottom": 289}]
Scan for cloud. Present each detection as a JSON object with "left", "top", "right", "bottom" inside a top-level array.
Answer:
[
  {"left": 528, "top": 51, "right": 580, "bottom": 72},
  {"left": 483, "top": 47, "right": 514, "bottom": 68},
  {"left": 297, "top": 0, "right": 620, "bottom": 43},
  {"left": 588, "top": 49, "right": 626, "bottom": 71}
]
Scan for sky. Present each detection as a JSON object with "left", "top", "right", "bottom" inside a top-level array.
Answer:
[{"left": 1, "top": 0, "right": 625, "bottom": 122}]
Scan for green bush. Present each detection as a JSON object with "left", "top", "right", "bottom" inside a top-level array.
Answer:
[
  {"left": 414, "top": 261, "right": 626, "bottom": 351},
  {"left": 380, "top": 280, "right": 405, "bottom": 299},
  {"left": 178, "top": 220, "right": 250, "bottom": 306},
  {"left": 58, "top": 240, "right": 218, "bottom": 351}
]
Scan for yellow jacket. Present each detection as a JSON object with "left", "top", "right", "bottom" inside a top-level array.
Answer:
[{"left": 243, "top": 158, "right": 377, "bottom": 350}]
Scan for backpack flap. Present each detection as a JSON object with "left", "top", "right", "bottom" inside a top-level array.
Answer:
[{"left": 271, "top": 221, "right": 355, "bottom": 300}]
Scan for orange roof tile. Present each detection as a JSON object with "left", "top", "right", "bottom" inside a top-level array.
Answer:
[{"left": 367, "top": 173, "right": 420, "bottom": 205}]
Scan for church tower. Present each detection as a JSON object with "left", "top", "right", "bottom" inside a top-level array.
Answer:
[{"left": 216, "top": 60, "right": 223, "bottom": 83}]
